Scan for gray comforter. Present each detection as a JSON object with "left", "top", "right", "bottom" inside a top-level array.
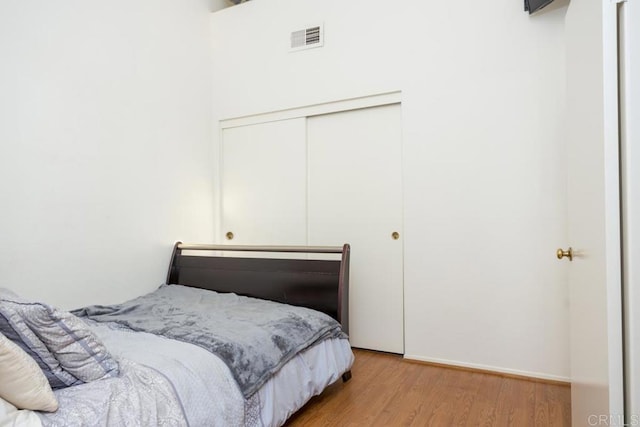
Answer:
[{"left": 73, "top": 284, "right": 346, "bottom": 398}]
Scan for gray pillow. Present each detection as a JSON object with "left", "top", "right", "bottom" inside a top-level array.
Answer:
[
  {"left": 0, "top": 311, "right": 78, "bottom": 390},
  {"left": 0, "top": 289, "right": 119, "bottom": 388}
]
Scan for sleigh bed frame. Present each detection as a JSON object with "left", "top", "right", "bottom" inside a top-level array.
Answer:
[
  {"left": 166, "top": 242, "right": 351, "bottom": 336},
  {"left": 166, "top": 242, "right": 352, "bottom": 382}
]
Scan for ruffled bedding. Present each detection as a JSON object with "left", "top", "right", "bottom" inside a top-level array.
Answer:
[
  {"left": 0, "top": 286, "right": 354, "bottom": 427},
  {"left": 73, "top": 285, "right": 346, "bottom": 398}
]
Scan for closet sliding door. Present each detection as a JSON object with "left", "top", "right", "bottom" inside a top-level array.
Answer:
[
  {"left": 219, "top": 101, "right": 404, "bottom": 354},
  {"left": 307, "top": 104, "right": 404, "bottom": 354},
  {"left": 221, "top": 118, "right": 307, "bottom": 246}
]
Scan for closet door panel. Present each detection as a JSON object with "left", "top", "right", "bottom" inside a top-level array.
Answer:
[
  {"left": 307, "top": 104, "right": 404, "bottom": 353},
  {"left": 221, "top": 118, "right": 307, "bottom": 246}
]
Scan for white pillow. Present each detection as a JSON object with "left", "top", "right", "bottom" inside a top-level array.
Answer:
[
  {"left": 0, "top": 333, "right": 58, "bottom": 412},
  {"left": 0, "top": 397, "right": 42, "bottom": 427}
]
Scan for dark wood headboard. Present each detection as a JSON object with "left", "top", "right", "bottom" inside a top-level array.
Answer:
[{"left": 165, "top": 242, "right": 350, "bottom": 335}]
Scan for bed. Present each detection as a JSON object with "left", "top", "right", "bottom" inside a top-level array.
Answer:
[{"left": 0, "top": 242, "right": 354, "bottom": 427}]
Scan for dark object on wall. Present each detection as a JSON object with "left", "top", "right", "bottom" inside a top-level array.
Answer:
[{"left": 524, "top": 0, "right": 555, "bottom": 14}]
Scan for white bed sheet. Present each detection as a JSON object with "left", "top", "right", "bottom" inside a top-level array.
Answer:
[{"left": 256, "top": 336, "right": 353, "bottom": 426}]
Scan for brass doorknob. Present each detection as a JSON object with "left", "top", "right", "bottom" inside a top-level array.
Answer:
[
  {"left": 556, "top": 247, "right": 573, "bottom": 261},
  {"left": 391, "top": 231, "right": 400, "bottom": 240},
  {"left": 225, "top": 231, "right": 234, "bottom": 240}
]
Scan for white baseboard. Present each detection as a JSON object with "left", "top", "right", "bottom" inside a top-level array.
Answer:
[{"left": 402, "top": 354, "right": 571, "bottom": 384}]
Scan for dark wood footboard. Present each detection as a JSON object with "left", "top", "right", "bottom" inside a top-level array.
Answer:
[{"left": 165, "top": 243, "right": 351, "bottom": 335}]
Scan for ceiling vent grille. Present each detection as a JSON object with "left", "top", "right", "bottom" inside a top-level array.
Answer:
[{"left": 290, "top": 24, "right": 324, "bottom": 52}]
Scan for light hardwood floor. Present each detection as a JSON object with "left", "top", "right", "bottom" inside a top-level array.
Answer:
[{"left": 285, "top": 349, "right": 571, "bottom": 426}]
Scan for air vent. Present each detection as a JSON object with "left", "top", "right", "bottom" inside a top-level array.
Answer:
[{"left": 290, "top": 24, "right": 324, "bottom": 52}]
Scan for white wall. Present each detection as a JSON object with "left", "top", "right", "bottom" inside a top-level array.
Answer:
[
  {"left": 210, "top": 0, "right": 232, "bottom": 12},
  {"left": 211, "top": 0, "right": 570, "bottom": 379},
  {"left": 0, "top": 0, "right": 215, "bottom": 309}
]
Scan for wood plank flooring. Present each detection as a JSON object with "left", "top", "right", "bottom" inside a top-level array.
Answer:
[{"left": 285, "top": 349, "right": 571, "bottom": 427}]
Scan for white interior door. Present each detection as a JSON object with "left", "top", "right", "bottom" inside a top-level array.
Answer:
[
  {"left": 565, "top": 1, "right": 624, "bottom": 424},
  {"left": 621, "top": 0, "right": 640, "bottom": 417},
  {"left": 221, "top": 118, "right": 307, "bottom": 246},
  {"left": 307, "top": 104, "right": 404, "bottom": 354}
]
